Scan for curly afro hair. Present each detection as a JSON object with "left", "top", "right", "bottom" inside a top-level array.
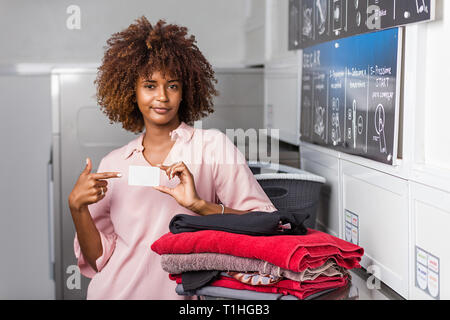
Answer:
[{"left": 95, "top": 16, "right": 218, "bottom": 133}]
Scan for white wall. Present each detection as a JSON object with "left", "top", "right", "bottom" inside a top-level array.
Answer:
[
  {"left": 0, "top": 0, "right": 247, "bottom": 67},
  {"left": 419, "top": 1, "right": 450, "bottom": 171}
]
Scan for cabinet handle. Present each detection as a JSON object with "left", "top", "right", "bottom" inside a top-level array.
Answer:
[{"left": 47, "top": 148, "right": 55, "bottom": 281}]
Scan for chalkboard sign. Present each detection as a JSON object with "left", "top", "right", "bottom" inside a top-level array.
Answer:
[
  {"left": 289, "top": 0, "right": 434, "bottom": 50},
  {"left": 300, "top": 27, "right": 402, "bottom": 165}
]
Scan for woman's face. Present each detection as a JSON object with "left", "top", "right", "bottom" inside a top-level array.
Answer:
[{"left": 135, "top": 70, "right": 182, "bottom": 127}]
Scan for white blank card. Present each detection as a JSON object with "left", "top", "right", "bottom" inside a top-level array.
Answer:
[{"left": 128, "top": 165, "right": 160, "bottom": 186}]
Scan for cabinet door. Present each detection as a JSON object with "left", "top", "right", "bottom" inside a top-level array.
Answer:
[
  {"left": 243, "top": 0, "right": 266, "bottom": 65},
  {"left": 342, "top": 160, "right": 409, "bottom": 298},
  {"left": 265, "top": 0, "right": 298, "bottom": 64},
  {"left": 203, "top": 68, "right": 264, "bottom": 132},
  {"left": 410, "top": 182, "right": 450, "bottom": 300},
  {"left": 265, "top": 65, "right": 300, "bottom": 145},
  {"left": 0, "top": 74, "right": 54, "bottom": 299}
]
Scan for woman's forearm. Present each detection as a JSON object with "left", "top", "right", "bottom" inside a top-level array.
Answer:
[
  {"left": 69, "top": 205, "right": 103, "bottom": 272},
  {"left": 189, "top": 199, "right": 250, "bottom": 216}
]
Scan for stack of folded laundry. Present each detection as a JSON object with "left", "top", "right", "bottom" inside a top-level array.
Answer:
[{"left": 151, "top": 210, "right": 364, "bottom": 300}]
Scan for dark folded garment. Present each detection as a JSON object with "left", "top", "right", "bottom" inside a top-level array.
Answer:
[
  {"left": 169, "top": 210, "right": 309, "bottom": 236},
  {"left": 181, "top": 270, "right": 220, "bottom": 291}
]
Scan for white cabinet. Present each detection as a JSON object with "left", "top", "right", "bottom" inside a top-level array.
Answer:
[
  {"left": 300, "top": 141, "right": 450, "bottom": 299},
  {"left": 263, "top": 0, "right": 301, "bottom": 146},
  {"left": 341, "top": 160, "right": 409, "bottom": 298},
  {"left": 264, "top": 0, "right": 297, "bottom": 65},
  {"left": 243, "top": 0, "right": 266, "bottom": 66},
  {"left": 202, "top": 68, "right": 265, "bottom": 132},
  {"left": 409, "top": 183, "right": 450, "bottom": 300},
  {"left": 242, "top": 0, "right": 303, "bottom": 66},
  {"left": 264, "top": 63, "right": 300, "bottom": 145}
]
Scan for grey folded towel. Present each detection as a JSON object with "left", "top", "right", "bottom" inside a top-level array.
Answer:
[{"left": 161, "top": 253, "right": 345, "bottom": 282}]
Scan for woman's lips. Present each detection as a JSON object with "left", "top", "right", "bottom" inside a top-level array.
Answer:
[{"left": 151, "top": 107, "right": 171, "bottom": 114}]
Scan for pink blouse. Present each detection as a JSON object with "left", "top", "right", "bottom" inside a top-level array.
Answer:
[{"left": 74, "top": 122, "right": 277, "bottom": 299}]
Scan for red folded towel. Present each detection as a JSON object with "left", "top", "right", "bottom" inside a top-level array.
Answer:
[
  {"left": 170, "top": 274, "right": 349, "bottom": 300},
  {"left": 151, "top": 228, "right": 364, "bottom": 273}
]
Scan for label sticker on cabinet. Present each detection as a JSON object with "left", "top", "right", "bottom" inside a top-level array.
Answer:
[
  {"left": 415, "top": 246, "right": 440, "bottom": 299},
  {"left": 345, "top": 225, "right": 352, "bottom": 243},
  {"left": 345, "top": 211, "right": 352, "bottom": 223},
  {"left": 344, "top": 209, "right": 359, "bottom": 245}
]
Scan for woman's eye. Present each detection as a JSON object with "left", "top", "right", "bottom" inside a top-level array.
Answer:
[
  {"left": 169, "top": 84, "right": 178, "bottom": 90},
  {"left": 145, "top": 85, "right": 155, "bottom": 89}
]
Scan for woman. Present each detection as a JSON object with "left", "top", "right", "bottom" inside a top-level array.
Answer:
[{"left": 68, "top": 17, "right": 276, "bottom": 300}]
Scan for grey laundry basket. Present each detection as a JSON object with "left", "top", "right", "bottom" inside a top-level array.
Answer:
[{"left": 248, "top": 162, "right": 326, "bottom": 229}]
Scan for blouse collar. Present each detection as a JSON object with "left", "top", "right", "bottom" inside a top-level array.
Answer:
[{"left": 122, "top": 121, "right": 195, "bottom": 159}]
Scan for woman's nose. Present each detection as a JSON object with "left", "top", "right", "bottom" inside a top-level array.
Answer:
[{"left": 157, "top": 87, "right": 169, "bottom": 101}]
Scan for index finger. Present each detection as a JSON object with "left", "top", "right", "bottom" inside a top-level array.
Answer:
[{"left": 91, "top": 172, "right": 122, "bottom": 180}]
